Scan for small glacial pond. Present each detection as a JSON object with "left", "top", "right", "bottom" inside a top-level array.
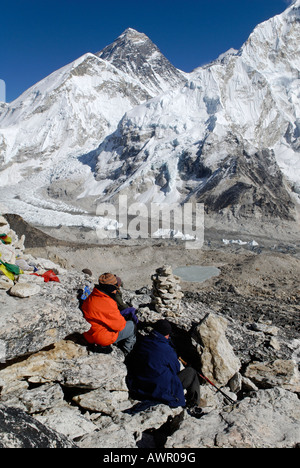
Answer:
[{"left": 174, "top": 265, "right": 221, "bottom": 283}]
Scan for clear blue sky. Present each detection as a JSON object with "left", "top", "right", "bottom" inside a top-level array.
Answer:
[{"left": 0, "top": 0, "right": 292, "bottom": 102}]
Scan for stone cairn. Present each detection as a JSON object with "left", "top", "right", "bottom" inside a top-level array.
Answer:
[{"left": 151, "top": 265, "right": 183, "bottom": 317}]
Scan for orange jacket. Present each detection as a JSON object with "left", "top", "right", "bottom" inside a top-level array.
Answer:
[{"left": 82, "top": 288, "right": 126, "bottom": 346}]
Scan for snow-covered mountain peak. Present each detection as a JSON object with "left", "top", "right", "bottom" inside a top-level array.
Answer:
[
  {"left": 97, "top": 28, "right": 157, "bottom": 55},
  {"left": 115, "top": 28, "right": 150, "bottom": 44},
  {"left": 96, "top": 28, "right": 188, "bottom": 94},
  {"left": 286, "top": 0, "right": 300, "bottom": 24},
  {"left": 0, "top": 3, "right": 299, "bottom": 236},
  {"left": 288, "top": 0, "right": 300, "bottom": 11},
  {"left": 216, "top": 48, "right": 238, "bottom": 61}
]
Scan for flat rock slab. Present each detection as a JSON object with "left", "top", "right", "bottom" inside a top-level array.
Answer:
[
  {"left": 9, "top": 283, "right": 41, "bottom": 298},
  {"left": 166, "top": 387, "right": 300, "bottom": 448}
]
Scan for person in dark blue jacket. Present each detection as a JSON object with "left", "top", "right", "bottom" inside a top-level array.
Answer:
[{"left": 126, "top": 319, "right": 200, "bottom": 409}]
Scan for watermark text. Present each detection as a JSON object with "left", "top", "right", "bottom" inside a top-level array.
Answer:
[{"left": 96, "top": 196, "right": 204, "bottom": 249}]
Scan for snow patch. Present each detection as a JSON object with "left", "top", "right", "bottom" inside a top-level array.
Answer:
[{"left": 223, "top": 239, "right": 259, "bottom": 247}]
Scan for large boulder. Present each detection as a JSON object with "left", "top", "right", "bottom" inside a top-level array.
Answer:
[
  {"left": 0, "top": 271, "right": 90, "bottom": 362},
  {"left": 194, "top": 313, "right": 241, "bottom": 386}
]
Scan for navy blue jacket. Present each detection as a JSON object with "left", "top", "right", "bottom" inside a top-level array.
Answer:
[{"left": 126, "top": 330, "right": 186, "bottom": 408}]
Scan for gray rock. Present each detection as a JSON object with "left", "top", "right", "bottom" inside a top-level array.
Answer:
[
  {"left": 166, "top": 388, "right": 300, "bottom": 448},
  {"left": 194, "top": 313, "right": 241, "bottom": 386},
  {"left": 0, "top": 276, "right": 14, "bottom": 290},
  {"left": 244, "top": 359, "right": 300, "bottom": 392},
  {"left": 0, "top": 405, "right": 76, "bottom": 448},
  {"left": 78, "top": 424, "right": 137, "bottom": 449},
  {"left": 73, "top": 388, "right": 130, "bottom": 414},
  {"left": 61, "top": 354, "right": 128, "bottom": 391},
  {"left": 0, "top": 340, "right": 88, "bottom": 395},
  {"left": 20, "top": 383, "right": 65, "bottom": 414},
  {"left": 17, "top": 274, "right": 44, "bottom": 284},
  {"left": 78, "top": 403, "right": 182, "bottom": 449},
  {"left": 0, "top": 272, "right": 90, "bottom": 362},
  {"left": 35, "top": 405, "right": 98, "bottom": 440},
  {"left": 251, "top": 322, "right": 279, "bottom": 335},
  {"left": 9, "top": 283, "right": 41, "bottom": 298}
]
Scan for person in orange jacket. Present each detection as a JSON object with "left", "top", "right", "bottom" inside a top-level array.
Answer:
[{"left": 82, "top": 273, "right": 136, "bottom": 355}]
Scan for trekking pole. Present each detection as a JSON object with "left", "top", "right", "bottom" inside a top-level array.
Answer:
[
  {"left": 179, "top": 357, "right": 236, "bottom": 406},
  {"left": 197, "top": 372, "right": 236, "bottom": 405}
]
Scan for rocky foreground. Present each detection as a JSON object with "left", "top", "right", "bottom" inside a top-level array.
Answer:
[{"left": 0, "top": 215, "right": 300, "bottom": 449}]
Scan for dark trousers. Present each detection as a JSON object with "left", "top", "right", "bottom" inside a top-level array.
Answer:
[{"left": 178, "top": 367, "right": 201, "bottom": 407}]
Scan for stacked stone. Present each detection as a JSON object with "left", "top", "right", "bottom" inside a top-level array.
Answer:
[{"left": 151, "top": 265, "right": 183, "bottom": 317}]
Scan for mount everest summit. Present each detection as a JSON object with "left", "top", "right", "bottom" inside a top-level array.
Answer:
[{"left": 0, "top": 1, "right": 300, "bottom": 239}]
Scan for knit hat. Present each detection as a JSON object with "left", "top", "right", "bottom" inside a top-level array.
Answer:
[
  {"left": 98, "top": 273, "right": 118, "bottom": 286},
  {"left": 153, "top": 319, "right": 173, "bottom": 337},
  {"left": 82, "top": 269, "right": 93, "bottom": 277}
]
